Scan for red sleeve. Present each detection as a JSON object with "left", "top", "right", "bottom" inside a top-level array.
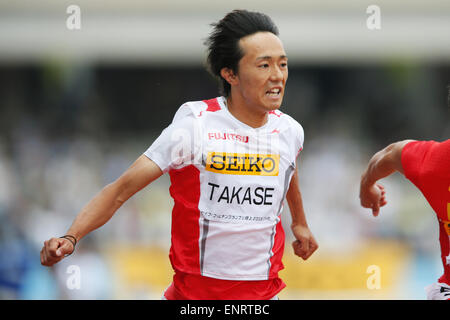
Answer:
[{"left": 401, "top": 140, "right": 434, "bottom": 186}]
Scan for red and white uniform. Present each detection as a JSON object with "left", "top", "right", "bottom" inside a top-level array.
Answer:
[
  {"left": 144, "top": 96, "right": 304, "bottom": 299},
  {"left": 401, "top": 140, "right": 450, "bottom": 299}
]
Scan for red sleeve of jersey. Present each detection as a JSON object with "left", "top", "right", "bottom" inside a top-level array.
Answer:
[{"left": 401, "top": 140, "right": 433, "bottom": 186}]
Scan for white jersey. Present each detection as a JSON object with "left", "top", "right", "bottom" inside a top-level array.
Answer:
[
  {"left": 144, "top": 96, "right": 304, "bottom": 281},
  {"left": 425, "top": 282, "right": 450, "bottom": 300}
]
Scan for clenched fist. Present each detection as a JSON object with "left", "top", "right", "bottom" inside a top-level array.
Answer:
[
  {"left": 291, "top": 224, "right": 318, "bottom": 260},
  {"left": 40, "top": 237, "right": 76, "bottom": 267}
]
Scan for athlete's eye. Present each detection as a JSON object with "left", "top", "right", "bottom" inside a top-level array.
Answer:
[{"left": 259, "top": 64, "right": 269, "bottom": 69}]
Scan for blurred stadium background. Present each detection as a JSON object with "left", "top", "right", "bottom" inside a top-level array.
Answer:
[{"left": 0, "top": 0, "right": 449, "bottom": 300}]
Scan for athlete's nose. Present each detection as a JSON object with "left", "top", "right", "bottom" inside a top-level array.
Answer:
[{"left": 270, "top": 65, "right": 284, "bottom": 82}]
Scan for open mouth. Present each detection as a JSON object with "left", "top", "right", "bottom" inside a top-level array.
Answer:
[{"left": 266, "top": 88, "right": 281, "bottom": 97}]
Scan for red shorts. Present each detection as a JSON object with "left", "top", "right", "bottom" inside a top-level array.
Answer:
[{"left": 163, "top": 272, "right": 286, "bottom": 300}]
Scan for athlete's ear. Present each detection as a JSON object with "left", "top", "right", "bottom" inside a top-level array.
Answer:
[{"left": 220, "top": 67, "right": 239, "bottom": 86}]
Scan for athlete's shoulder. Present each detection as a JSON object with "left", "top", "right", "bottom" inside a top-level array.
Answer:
[
  {"left": 173, "top": 97, "right": 224, "bottom": 122},
  {"left": 285, "top": 113, "right": 304, "bottom": 133},
  {"left": 402, "top": 139, "right": 441, "bottom": 162},
  {"left": 401, "top": 139, "right": 450, "bottom": 179},
  {"left": 269, "top": 109, "right": 304, "bottom": 136},
  {"left": 435, "top": 139, "right": 450, "bottom": 151},
  {"left": 268, "top": 109, "right": 304, "bottom": 153},
  {"left": 427, "top": 139, "right": 450, "bottom": 173}
]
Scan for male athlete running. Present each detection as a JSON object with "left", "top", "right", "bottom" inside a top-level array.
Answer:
[
  {"left": 360, "top": 115, "right": 450, "bottom": 299},
  {"left": 40, "top": 9, "right": 318, "bottom": 300}
]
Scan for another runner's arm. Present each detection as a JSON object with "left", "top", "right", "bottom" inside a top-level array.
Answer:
[
  {"left": 359, "top": 139, "right": 414, "bottom": 216},
  {"left": 286, "top": 169, "right": 318, "bottom": 260},
  {"left": 41, "top": 155, "right": 163, "bottom": 266}
]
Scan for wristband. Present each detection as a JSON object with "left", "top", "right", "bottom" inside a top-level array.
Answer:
[{"left": 59, "top": 235, "right": 77, "bottom": 256}]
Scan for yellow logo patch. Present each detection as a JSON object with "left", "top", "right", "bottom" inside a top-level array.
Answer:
[
  {"left": 447, "top": 185, "right": 450, "bottom": 220},
  {"left": 444, "top": 221, "right": 450, "bottom": 236},
  {"left": 205, "top": 152, "right": 279, "bottom": 176}
]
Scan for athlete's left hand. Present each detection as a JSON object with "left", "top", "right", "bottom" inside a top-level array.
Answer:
[{"left": 291, "top": 224, "right": 318, "bottom": 260}]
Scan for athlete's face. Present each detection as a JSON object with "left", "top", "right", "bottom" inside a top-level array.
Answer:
[{"left": 235, "top": 32, "right": 288, "bottom": 112}]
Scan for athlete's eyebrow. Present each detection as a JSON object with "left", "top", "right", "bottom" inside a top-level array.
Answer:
[{"left": 256, "top": 55, "right": 288, "bottom": 60}]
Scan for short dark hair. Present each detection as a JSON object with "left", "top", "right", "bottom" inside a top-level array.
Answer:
[{"left": 204, "top": 9, "right": 279, "bottom": 97}]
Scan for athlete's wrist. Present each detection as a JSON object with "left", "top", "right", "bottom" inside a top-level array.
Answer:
[
  {"left": 65, "top": 230, "right": 81, "bottom": 243},
  {"left": 291, "top": 220, "right": 309, "bottom": 230},
  {"left": 59, "top": 235, "right": 77, "bottom": 256},
  {"left": 360, "top": 172, "right": 376, "bottom": 190}
]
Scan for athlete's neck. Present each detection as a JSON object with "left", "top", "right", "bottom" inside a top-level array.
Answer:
[{"left": 225, "top": 96, "right": 268, "bottom": 129}]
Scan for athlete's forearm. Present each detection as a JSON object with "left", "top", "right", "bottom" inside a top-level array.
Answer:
[
  {"left": 286, "top": 169, "right": 319, "bottom": 259},
  {"left": 286, "top": 170, "right": 308, "bottom": 228},
  {"left": 65, "top": 181, "right": 127, "bottom": 242},
  {"left": 361, "top": 147, "right": 397, "bottom": 188},
  {"left": 65, "top": 155, "right": 163, "bottom": 242},
  {"left": 361, "top": 140, "right": 412, "bottom": 188}
]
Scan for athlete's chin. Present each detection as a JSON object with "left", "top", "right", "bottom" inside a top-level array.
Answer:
[{"left": 262, "top": 97, "right": 283, "bottom": 111}]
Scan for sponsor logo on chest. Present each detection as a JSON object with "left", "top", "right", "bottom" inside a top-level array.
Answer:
[
  {"left": 208, "top": 132, "right": 249, "bottom": 143},
  {"left": 205, "top": 152, "right": 279, "bottom": 176}
]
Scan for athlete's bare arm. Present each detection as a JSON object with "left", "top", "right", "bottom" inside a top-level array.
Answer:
[
  {"left": 40, "top": 155, "right": 163, "bottom": 266},
  {"left": 286, "top": 169, "right": 318, "bottom": 260},
  {"left": 359, "top": 139, "right": 415, "bottom": 217}
]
